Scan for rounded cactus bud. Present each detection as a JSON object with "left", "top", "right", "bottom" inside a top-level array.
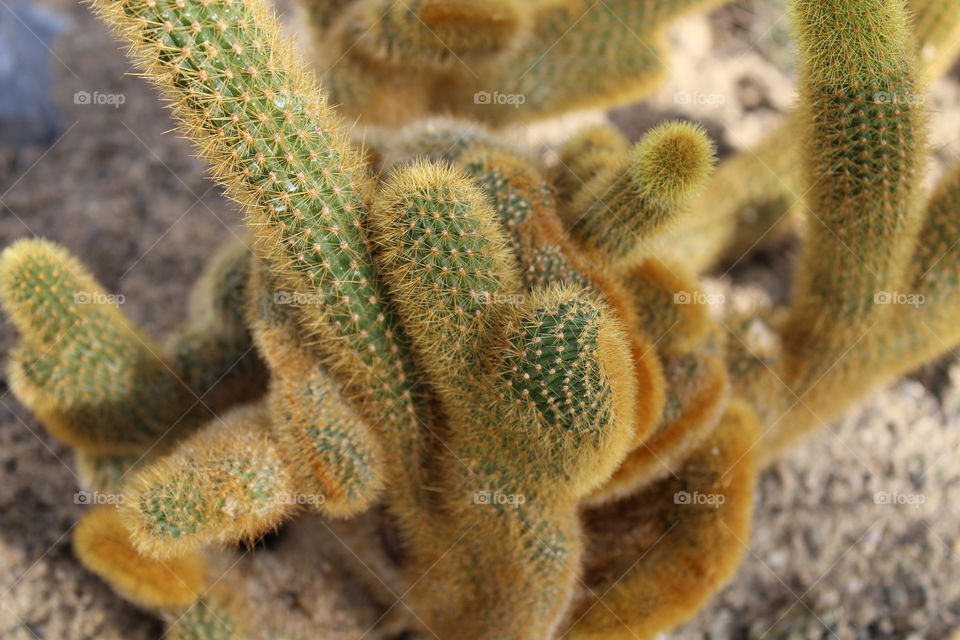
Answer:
[
  {"left": 651, "top": 120, "right": 803, "bottom": 272},
  {"left": 631, "top": 120, "right": 717, "bottom": 207},
  {"left": 566, "top": 121, "right": 716, "bottom": 266},
  {"left": 482, "top": 284, "right": 639, "bottom": 498},
  {"left": 371, "top": 159, "right": 520, "bottom": 384}
]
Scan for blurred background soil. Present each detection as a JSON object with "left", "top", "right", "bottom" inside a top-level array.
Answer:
[{"left": 0, "top": 1, "right": 958, "bottom": 638}]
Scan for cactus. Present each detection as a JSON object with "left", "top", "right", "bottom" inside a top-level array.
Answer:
[
  {"left": 783, "top": 0, "right": 925, "bottom": 356},
  {"left": 563, "top": 121, "right": 716, "bottom": 267},
  {"left": 120, "top": 402, "right": 298, "bottom": 559},
  {"left": 165, "top": 591, "right": 249, "bottom": 640},
  {"left": 73, "top": 505, "right": 209, "bottom": 610},
  {"left": 553, "top": 122, "right": 631, "bottom": 202},
  {"left": 0, "top": 239, "right": 206, "bottom": 454},
  {"left": 165, "top": 237, "right": 268, "bottom": 414},
  {"left": 3, "top": 0, "right": 960, "bottom": 638},
  {"left": 593, "top": 349, "right": 730, "bottom": 503},
  {"left": 569, "top": 399, "right": 758, "bottom": 639},
  {"left": 334, "top": 0, "right": 527, "bottom": 70},
  {"left": 314, "top": 0, "right": 726, "bottom": 125},
  {"left": 660, "top": 0, "right": 960, "bottom": 274},
  {"left": 619, "top": 257, "right": 712, "bottom": 354}
]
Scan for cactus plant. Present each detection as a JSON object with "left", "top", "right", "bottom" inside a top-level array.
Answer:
[
  {"left": 3, "top": 0, "right": 960, "bottom": 638},
  {"left": 658, "top": 0, "right": 960, "bottom": 273},
  {"left": 310, "top": 0, "right": 727, "bottom": 126}
]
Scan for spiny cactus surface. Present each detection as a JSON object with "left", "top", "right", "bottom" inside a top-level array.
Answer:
[{"left": 2, "top": 0, "right": 960, "bottom": 638}]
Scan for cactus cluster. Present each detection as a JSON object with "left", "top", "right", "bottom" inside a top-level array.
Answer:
[
  {"left": 309, "top": 0, "right": 728, "bottom": 126},
  {"left": 3, "top": 0, "right": 960, "bottom": 638}
]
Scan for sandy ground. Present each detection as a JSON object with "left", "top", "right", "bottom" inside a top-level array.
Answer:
[{"left": 1, "top": 1, "right": 959, "bottom": 638}]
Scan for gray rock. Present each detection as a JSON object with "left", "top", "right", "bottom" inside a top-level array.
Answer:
[{"left": 0, "top": 2, "right": 69, "bottom": 146}]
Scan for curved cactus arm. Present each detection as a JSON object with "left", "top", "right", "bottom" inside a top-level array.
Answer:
[
  {"left": 88, "top": 0, "right": 428, "bottom": 473},
  {"left": 660, "top": 0, "right": 960, "bottom": 275},
  {"left": 782, "top": 0, "right": 926, "bottom": 367},
  {"left": 566, "top": 400, "right": 757, "bottom": 640},
  {"left": 737, "top": 0, "right": 929, "bottom": 458},
  {"left": 563, "top": 121, "right": 716, "bottom": 267},
  {"left": 759, "top": 162, "right": 960, "bottom": 460},
  {"left": 0, "top": 239, "right": 202, "bottom": 454},
  {"left": 73, "top": 505, "right": 209, "bottom": 612},
  {"left": 120, "top": 402, "right": 296, "bottom": 559}
]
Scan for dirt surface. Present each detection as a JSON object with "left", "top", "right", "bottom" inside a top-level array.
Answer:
[{"left": 1, "top": 1, "right": 959, "bottom": 639}]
